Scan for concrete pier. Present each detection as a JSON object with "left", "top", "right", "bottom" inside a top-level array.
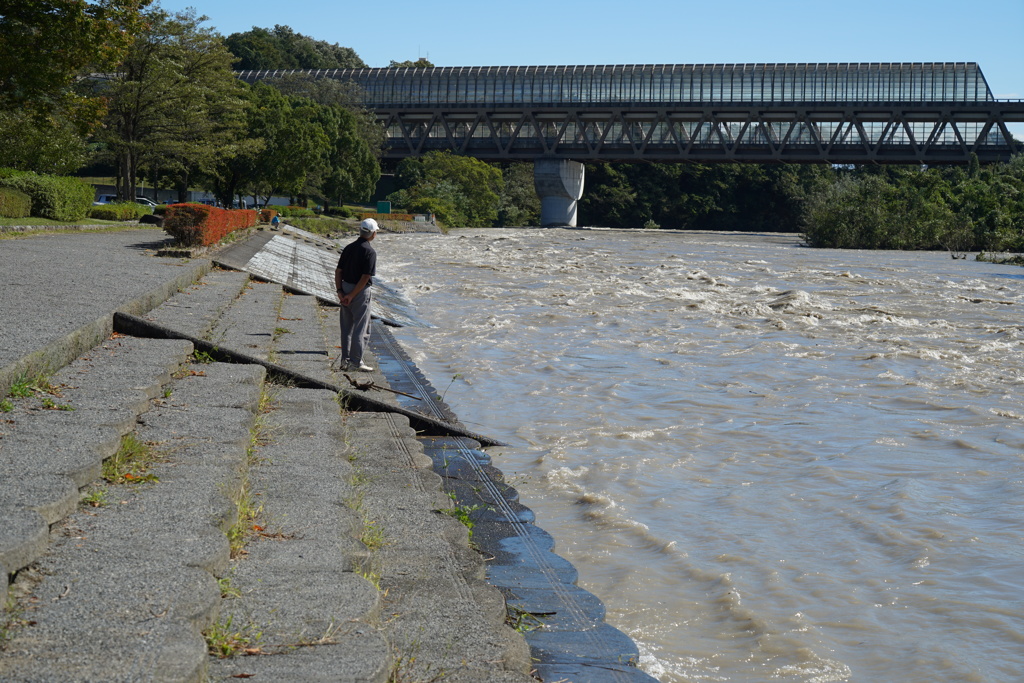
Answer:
[{"left": 534, "top": 159, "right": 585, "bottom": 227}]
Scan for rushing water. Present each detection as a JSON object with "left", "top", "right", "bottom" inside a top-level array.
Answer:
[{"left": 379, "top": 228, "right": 1024, "bottom": 683}]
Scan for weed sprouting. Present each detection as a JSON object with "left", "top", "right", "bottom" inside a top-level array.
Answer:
[
  {"left": 438, "top": 492, "right": 486, "bottom": 540},
  {"left": 192, "top": 349, "right": 216, "bottom": 364},
  {"left": 0, "top": 399, "right": 12, "bottom": 412},
  {"left": 203, "top": 614, "right": 263, "bottom": 658},
  {"left": 360, "top": 517, "right": 386, "bottom": 550},
  {"left": 103, "top": 434, "right": 160, "bottom": 484},
  {"left": 81, "top": 488, "right": 108, "bottom": 508}
]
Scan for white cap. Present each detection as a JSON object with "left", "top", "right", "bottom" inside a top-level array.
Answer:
[{"left": 360, "top": 218, "right": 379, "bottom": 234}]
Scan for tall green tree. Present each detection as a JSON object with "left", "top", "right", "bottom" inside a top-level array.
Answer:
[
  {"left": 389, "top": 151, "right": 503, "bottom": 227},
  {"left": 102, "top": 8, "right": 247, "bottom": 201},
  {"left": 0, "top": 0, "right": 149, "bottom": 122},
  {"left": 225, "top": 25, "right": 366, "bottom": 70}
]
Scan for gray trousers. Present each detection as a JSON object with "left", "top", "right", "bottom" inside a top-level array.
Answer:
[{"left": 340, "top": 283, "right": 372, "bottom": 364}]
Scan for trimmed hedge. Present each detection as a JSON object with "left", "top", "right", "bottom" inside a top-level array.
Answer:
[
  {"left": 0, "top": 173, "right": 93, "bottom": 221},
  {"left": 163, "top": 203, "right": 257, "bottom": 246},
  {"left": 0, "top": 187, "right": 32, "bottom": 218},
  {"left": 88, "top": 202, "right": 154, "bottom": 221},
  {"left": 259, "top": 208, "right": 279, "bottom": 223}
]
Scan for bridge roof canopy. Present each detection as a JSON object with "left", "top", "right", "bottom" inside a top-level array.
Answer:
[{"left": 238, "top": 62, "right": 996, "bottom": 108}]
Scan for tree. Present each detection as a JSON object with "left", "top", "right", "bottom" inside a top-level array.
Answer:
[
  {"left": 0, "top": 0, "right": 149, "bottom": 122},
  {"left": 389, "top": 151, "right": 503, "bottom": 227},
  {"left": 388, "top": 58, "right": 434, "bottom": 68},
  {"left": 497, "top": 163, "right": 540, "bottom": 226},
  {"left": 102, "top": 8, "right": 247, "bottom": 201},
  {"left": 0, "top": 110, "right": 88, "bottom": 174},
  {"left": 225, "top": 25, "right": 366, "bottom": 70}
]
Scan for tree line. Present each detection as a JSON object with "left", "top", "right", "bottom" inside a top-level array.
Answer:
[{"left": 0, "top": 7, "right": 399, "bottom": 210}]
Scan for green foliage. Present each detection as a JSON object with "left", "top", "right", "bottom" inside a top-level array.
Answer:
[
  {"left": 102, "top": 8, "right": 248, "bottom": 202},
  {"left": 580, "top": 162, "right": 830, "bottom": 231},
  {"left": 802, "top": 158, "right": 1024, "bottom": 252},
  {"left": 387, "top": 58, "right": 435, "bottom": 68},
  {"left": 88, "top": 202, "right": 153, "bottom": 221},
  {"left": 497, "top": 163, "right": 540, "bottom": 226},
  {"left": 0, "top": 173, "right": 94, "bottom": 221},
  {"left": 388, "top": 151, "right": 503, "bottom": 227},
  {"left": 0, "top": 110, "right": 88, "bottom": 174},
  {"left": 224, "top": 25, "right": 366, "bottom": 70},
  {"left": 0, "top": 0, "right": 149, "bottom": 123},
  {"left": 0, "top": 187, "right": 31, "bottom": 218}
]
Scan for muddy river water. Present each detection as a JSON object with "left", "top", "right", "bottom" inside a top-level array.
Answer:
[{"left": 379, "top": 228, "right": 1023, "bottom": 682}]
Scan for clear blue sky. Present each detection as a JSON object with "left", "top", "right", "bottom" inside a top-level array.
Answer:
[{"left": 161, "top": 0, "right": 1023, "bottom": 99}]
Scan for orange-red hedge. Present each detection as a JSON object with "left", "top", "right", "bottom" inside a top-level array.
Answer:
[{"left": 163, "top": 203, "right": 257, "bottom": 246}]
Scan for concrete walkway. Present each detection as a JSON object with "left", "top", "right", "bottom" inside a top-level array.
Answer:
[{"left": 0, "top": 227, "right": 656, "bottom": 682}]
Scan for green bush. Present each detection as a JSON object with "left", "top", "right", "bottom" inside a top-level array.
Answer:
[
  {"left": 0, "top": 173, "right": 94, "bottom": 222},
  {"left": 276, "top": 206, "right": 316, "bottom": 218},
  {"left": 0, "top": 187, "right": 32, "bottom": 218},
  {"left": 88, "top": 202, "right": 153, "bottom": 221}
]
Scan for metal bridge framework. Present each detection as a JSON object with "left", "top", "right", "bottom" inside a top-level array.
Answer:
[{"left": 239, "top": 63, "right": 1024, "bottom": 164}]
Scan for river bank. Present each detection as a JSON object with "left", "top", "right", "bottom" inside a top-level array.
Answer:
[{"left": 0, "top": 228, "right": 655, "bottom": 681}]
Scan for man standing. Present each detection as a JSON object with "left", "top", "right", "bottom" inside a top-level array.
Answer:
[{"left": 334, "top": 218, "right": 379, "bottom": 372}]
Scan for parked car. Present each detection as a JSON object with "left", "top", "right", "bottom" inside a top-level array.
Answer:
[{"left": 93, "top": 195, "right": 159, "bottom": 207}]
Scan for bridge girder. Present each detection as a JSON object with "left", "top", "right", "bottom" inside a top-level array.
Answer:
[{"left": 377, "top": 104, "right": 1024, "bottom": 164}]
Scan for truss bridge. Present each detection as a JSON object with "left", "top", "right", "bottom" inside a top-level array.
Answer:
[{"left": 239, "top": 63, "right": 1024, "bottom": 225}]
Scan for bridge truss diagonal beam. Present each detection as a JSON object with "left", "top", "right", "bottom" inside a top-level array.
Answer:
[{"left": 377, "top": 105, "right": 1024, "bottom": 164}]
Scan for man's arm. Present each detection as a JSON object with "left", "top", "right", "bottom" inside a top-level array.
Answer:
[{"left": 339, "top": 273, "right": 372, "bottom": 307}]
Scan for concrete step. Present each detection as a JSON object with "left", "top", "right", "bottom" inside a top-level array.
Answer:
[
  {"left": 346, "top": 412, "right": 534, "bottom": 682},
  {"left": 144, "top": 269, "right": 251, "bottom": 340},
  {"left": 0, "top": 362, "right": 265, "bottom": 681},
  {"left": 0, "top": 336, "right": 193, "bottom": 582},
  {"left": 208, "top": 387, "right": 390, "bottom": 682}
]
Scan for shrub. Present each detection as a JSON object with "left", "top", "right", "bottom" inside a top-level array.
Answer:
[
  {"left": 163, "top": 203, "right": 257, "bottom": 246},
  {"left": 88, "top": 202, "right": 153, "bottom": 221},
  {"left": 0, "top": 173, "right": 94, "bottom": 221},
  {"left": 277, "top": 206, "right": 316, "bottom": 218},
  {"left": 0, "top": 187, "right": 32, "bottom": 218},
  {"left": 259, "top": 208, "right": 278, "bottom": 223}
]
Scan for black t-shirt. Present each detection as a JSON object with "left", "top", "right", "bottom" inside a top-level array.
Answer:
[{"left": 337, "top": 237, "right": 377, "bottom": 285}]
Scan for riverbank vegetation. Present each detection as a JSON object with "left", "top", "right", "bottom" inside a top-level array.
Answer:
[{"left": 576, "top": 156, "right": 1024, "bottom": 252}]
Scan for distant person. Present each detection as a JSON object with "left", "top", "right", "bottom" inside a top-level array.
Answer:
[{"left": 334, "top": 219, "right": 379, "bottom": 372}]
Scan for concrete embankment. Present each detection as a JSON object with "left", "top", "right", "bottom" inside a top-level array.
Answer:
[{"left": 0, "top": 228, "right": 655, "bottom": 681}]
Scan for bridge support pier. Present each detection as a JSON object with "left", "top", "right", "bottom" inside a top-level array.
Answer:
[{"left": 534, "top": 159, "right": 584, "bottom": 227}]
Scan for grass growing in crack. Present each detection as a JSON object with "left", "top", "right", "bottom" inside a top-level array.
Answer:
[
  {"left": 352, "top": 558, "right": 382, "bottom": 592},
  {"left": 272, "top": 326, "right": 291, "bottom": 340},
  {"left": 7, "top": 373, "right": 61, "bottom": 399},
  {"left": 103, "top": 434, "right": 160, "bottom": 484},
  {"left": 226, "top": 479, "right": 263, "bottom": 559},
  {"left": 192, "top": 349, "right": 216, "bottom": 364},
  {"left": 1, "top": 587, "right": 27, "bottom": 644},
  {"left": 204, "top": 614, "right": 263, "bottom": 658},
  {"left": 359, "top": 516, "right": 387, "bottom": 550},
  {"left": 40, "top": 397, "right": 74, "bottom": 411},
  {"left": 437, "top": 492, "right": 486, "bottom": 540},
  {"left": 505, "top": 605, "right": 547, "bottom": 633},
  {"left": 0, "top": 399, "right": 12, "bottom": 412},
  {"left": 218, "top": 575, "right": 242, "bottom": 599},
  {"left": 81, "top": 488, "right": 108, "bottom": 508},
  {"left": 387, "top": 640, "right": 448, "bottom": 683}
]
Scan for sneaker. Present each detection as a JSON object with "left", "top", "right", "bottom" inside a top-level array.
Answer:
[
  {"left": 355, "top": 363, "right": 374, "bottom": 372},
  {"left": 332, "top": 358, "right": 350, "bottom": 371}
]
